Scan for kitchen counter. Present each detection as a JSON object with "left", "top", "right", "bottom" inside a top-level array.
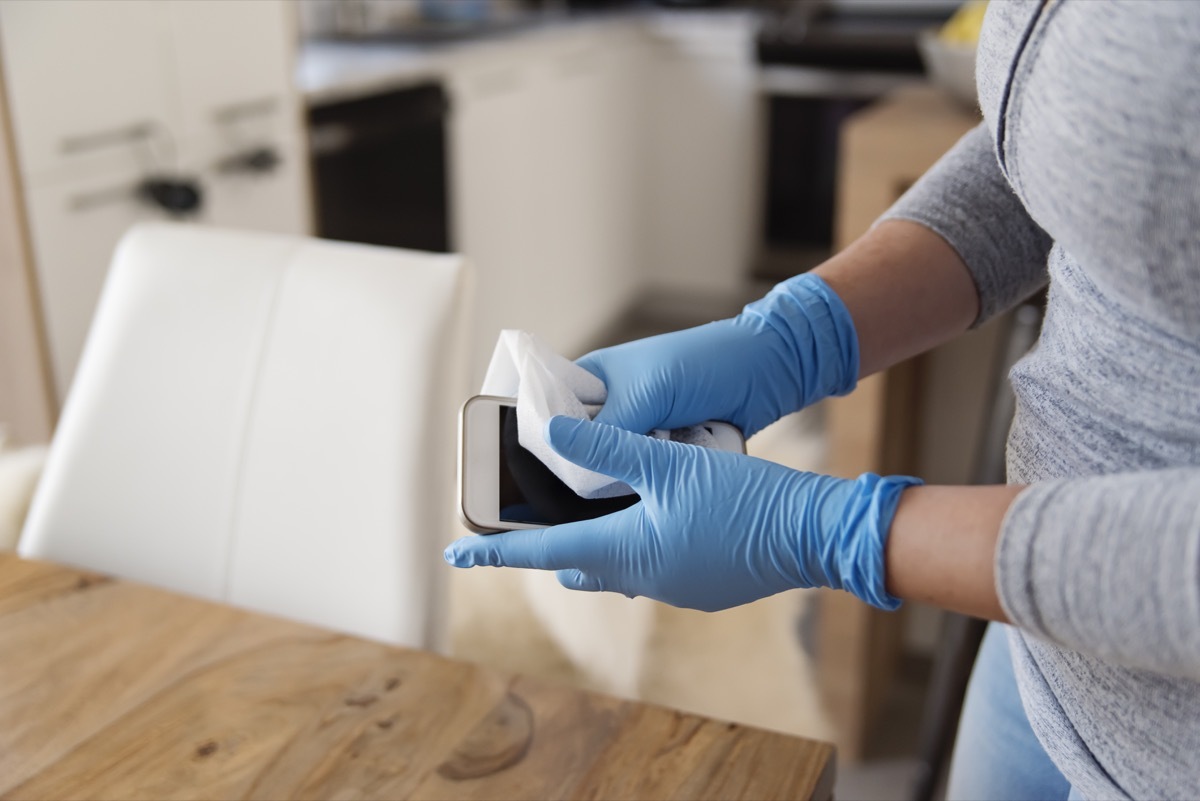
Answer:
[
  {"left": 298, "top": 39, "right": 447, "bottom": 107},
  {"left": 296, "top": 5, "right": 764, "bottom": 382},
  {"left": 297, "top": 11, "right": 643, "bottom": 107},
  {"left": 295, "top": 8, "right": 758, "bottom": 107}
]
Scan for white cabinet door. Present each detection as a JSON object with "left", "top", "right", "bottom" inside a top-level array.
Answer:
[
  {"left": 449, "top": 26, "right": 647, "bottom": 381},
  {"left": 520, "top": 33, "right": 644, "bottom": 359},
  {"left": 191, "top": 133, "right": 311, "bottom": 236},
  {"left": 7, "top": 0, "right": 312, "bottom": 397},
  {"left": 641, "top": 13, "right": 763, "bottom": 294},
  {"left": 0, "top": 1, "right": 176, "bottom": 181},
  {"left": 23, "top": 171, "right": 171, "bottom": 398},
  {"left": 25, "top": 131, "right": 309, "bottom": 399},
  {"left": 168, "top": 0, "right": 309, "bottom": 235},
  {"left": 449, "top": 53, "right": 544, "bottom": 382},
  {"left": 167, "top": 0, "right": 300, "bottom": 139}
]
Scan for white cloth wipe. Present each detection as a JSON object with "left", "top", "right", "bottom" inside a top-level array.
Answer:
[{"left": 480, "top": 330, "right": 716, "bottom": 499}]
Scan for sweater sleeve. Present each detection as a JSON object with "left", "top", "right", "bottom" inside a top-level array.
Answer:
[
  {"left": 879, "top": 123, "right": 1052, "bottom": 326},
  {"left": 998, "top": 470, "right": 1200, "bottom": 682}
]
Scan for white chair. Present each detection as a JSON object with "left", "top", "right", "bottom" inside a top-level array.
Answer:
[{"left": 20, "top": 222, "right": 471, "bottom": 650}]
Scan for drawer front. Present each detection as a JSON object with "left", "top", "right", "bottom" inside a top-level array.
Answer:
[
  {"left": 192, "top": 132, "right": 312, "bottom": 237},
  {"left": 0, "top": 1, "right": 177, "bottom": 182},
  {"left": 167, "top": 0, "right": 300, "bottom": 140}
]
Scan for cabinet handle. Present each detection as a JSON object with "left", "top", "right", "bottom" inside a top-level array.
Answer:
[
  {"left": 67, "top": 175, "right": 204, "bottom": 216},
  {"left": 61, "top": 122, "right": 154, "bottom": 155},
  {"left": 68, "top": 182, "right": 142, "bottom": 213},
  {"left": 309, "top": 123, "right": 353, "bottom": 156},
  {"left": 60, "top": 120, "right": 179, "bottom": 171},
  {"left": 215, "top": 146, "right": 281, "bottom": 174},
  {"left": 138, "top": 177, "right": 203, "bottom": 215},
  {"left": 212, "top": 97, "right": 278, "bottom": 125}
]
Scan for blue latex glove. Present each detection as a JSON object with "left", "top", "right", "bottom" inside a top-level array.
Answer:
[
  {"left": 577, "top": 273, "right": 859, "bottom": 440},
  {"left": 445, "top": 416, "right": 922, "bottom": 612}
]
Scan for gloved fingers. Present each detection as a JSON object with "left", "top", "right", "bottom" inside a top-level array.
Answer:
[
  {"left": 557, "top": 568, "right": 642, "bottom": 600},
  {"left": 445, "top": 527, "right": 592, "bottom": 571},
  {"left": 589, "top": 396, "right": 662, "bottom": 439},
  {"left": 574, "top": 350, "right": 607, "bottom": 382},
  {"left": 444, "top": 508, "right": 635, "bottom": 572},
  {"left": 545, "top": 415, "right": 658, "bottom": 489},
  {"left": 576, "top": 355, "right": 660, "bottom": 435},
  {"left": 556, "top": 569, "right": 606, "bottom": 592}
]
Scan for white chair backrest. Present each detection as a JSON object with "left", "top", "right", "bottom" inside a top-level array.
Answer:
[{"left": 20, "top": 223, "right": 470, "bottom": 649}]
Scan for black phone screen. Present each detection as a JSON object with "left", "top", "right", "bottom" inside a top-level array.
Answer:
[{"left": 497, "top": 405, "right": 638, "bottom": 526}]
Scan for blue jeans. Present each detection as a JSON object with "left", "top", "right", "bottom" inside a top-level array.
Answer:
[{"left": 946, "top": 622, "right": 1079, "bottom": 800}]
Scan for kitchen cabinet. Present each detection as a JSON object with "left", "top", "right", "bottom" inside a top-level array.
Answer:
[
  {"left": 20, "top": 170, "right": 174, "bottom": 398},
  {"left": 170, "top": 0, "right": 311, "bottom": 238},
  {"left": 444, "top": 13, "right": 761, "bottom": 382},
  {"left": 0, "top": 1, "right": 174, "bottom": 182},
  {"left": 167, "top": 0, "right": 299, "bottom": 140},
  {"left": 520, "top": 39, "right": 644, "bottom": 358},
  {"left": 0, "top": 62, "right": 54, "bottom": 446},
  {"left": 448, "top": 23, "right": 647, "bottom": 381},
  {"left": 822, "top": 85, "right": 986, "bottom": 762},
  {"left": 448, "top": 49, "right": 544, "bottom": 381},
  {"left": 0, "top": 0, "right": 310, "bottom": 402},
  {"left": 309, "top": 84, "right": 450, "bottom": 254},
  {"left": 192, "top": 133, "right": 310, "bottom": 234},
  {"left": 640, "top": 13, "right": 763, "bottom": 295}
]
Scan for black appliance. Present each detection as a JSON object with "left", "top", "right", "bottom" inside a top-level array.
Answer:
[
  {"left": 756, "top": 1, "right": 954, "bottom": 280},
  {"left": 309, "top": 83, "right": 451, "bottom": 253}
]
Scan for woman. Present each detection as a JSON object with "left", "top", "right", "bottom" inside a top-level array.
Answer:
[{"left": 447, "top": 2, "right": 1200, "bottom": 797}]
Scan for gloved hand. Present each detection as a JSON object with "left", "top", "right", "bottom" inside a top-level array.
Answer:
[
  {"left": 445, "top": 416, "right": 922, "bottom": 612},
  {"left": 578, "top": 273, "right": 859, "bottom": 440}
]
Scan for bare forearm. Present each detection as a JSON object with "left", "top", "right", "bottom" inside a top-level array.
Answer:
[
  {"left": 885, "top": 484, "right": 1026, "bottom": 621},
  {"left": 820, "top": 221, "right": 1008, "bottom": 618},
  {"left": 811, "top": 215, "right": 1009, "bottom": 617},
  {"left": 814, "top": 219, "right": 979, "bottom": 378}
]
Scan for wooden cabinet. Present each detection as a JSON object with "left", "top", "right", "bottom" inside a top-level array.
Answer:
[
  {"left": 0, "top": 62, "right": 54, "bottom": 446},
  {"left": 0, "top": 0, "right": 310, "bottom": 401},
  {"left": 822, "top": 86, "right": 985, "bottom": 761}
]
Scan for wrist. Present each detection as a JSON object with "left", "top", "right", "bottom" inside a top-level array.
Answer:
[
  {"left": 834, "top": 473, "right": 923, "bottom": 610},
  {"left": 780, "top": 471, "right": 920, "bottom": 609},
  {"left": 884, "top": 484, "right": 1024, "bottom": 621},
  {"left": 740, "top": 274, "right": 860, "bottom": 408}
]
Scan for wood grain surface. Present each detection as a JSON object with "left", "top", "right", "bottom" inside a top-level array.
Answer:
[{"left": 0, "top": 554, "right": 834, "bottom": 800}]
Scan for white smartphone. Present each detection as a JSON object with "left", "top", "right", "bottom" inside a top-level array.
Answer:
[{"left": 458, "top": 394, "right": 746, "bottom": 534}]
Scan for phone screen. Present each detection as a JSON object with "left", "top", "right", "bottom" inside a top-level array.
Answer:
[{"left": 498, "top": 405, "right": 638, "bottom": 526}]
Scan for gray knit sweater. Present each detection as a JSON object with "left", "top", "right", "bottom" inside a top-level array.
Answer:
[{"left": 883, "top": 1, "right": 1200, "bottom": 797}]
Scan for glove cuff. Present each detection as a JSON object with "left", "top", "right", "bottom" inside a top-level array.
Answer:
[
  {"left": 833, "top": 473, "right": 924, "bottom": 611},
  {"left": 740, "top": 274, "right": 860, "bottom": 408}
]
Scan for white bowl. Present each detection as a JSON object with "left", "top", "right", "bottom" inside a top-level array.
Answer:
[{"left": 918, "top": 29, "right": 978, "bottom": 110}]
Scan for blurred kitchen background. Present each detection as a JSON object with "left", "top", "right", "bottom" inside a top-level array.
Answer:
[{"left": 0, "top": 1, "right": 1003, "bottom": 798}]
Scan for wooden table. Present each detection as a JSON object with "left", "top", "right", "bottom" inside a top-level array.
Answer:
[{"left": 0, "top": 554, "right": 834, "bottom": 800}]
